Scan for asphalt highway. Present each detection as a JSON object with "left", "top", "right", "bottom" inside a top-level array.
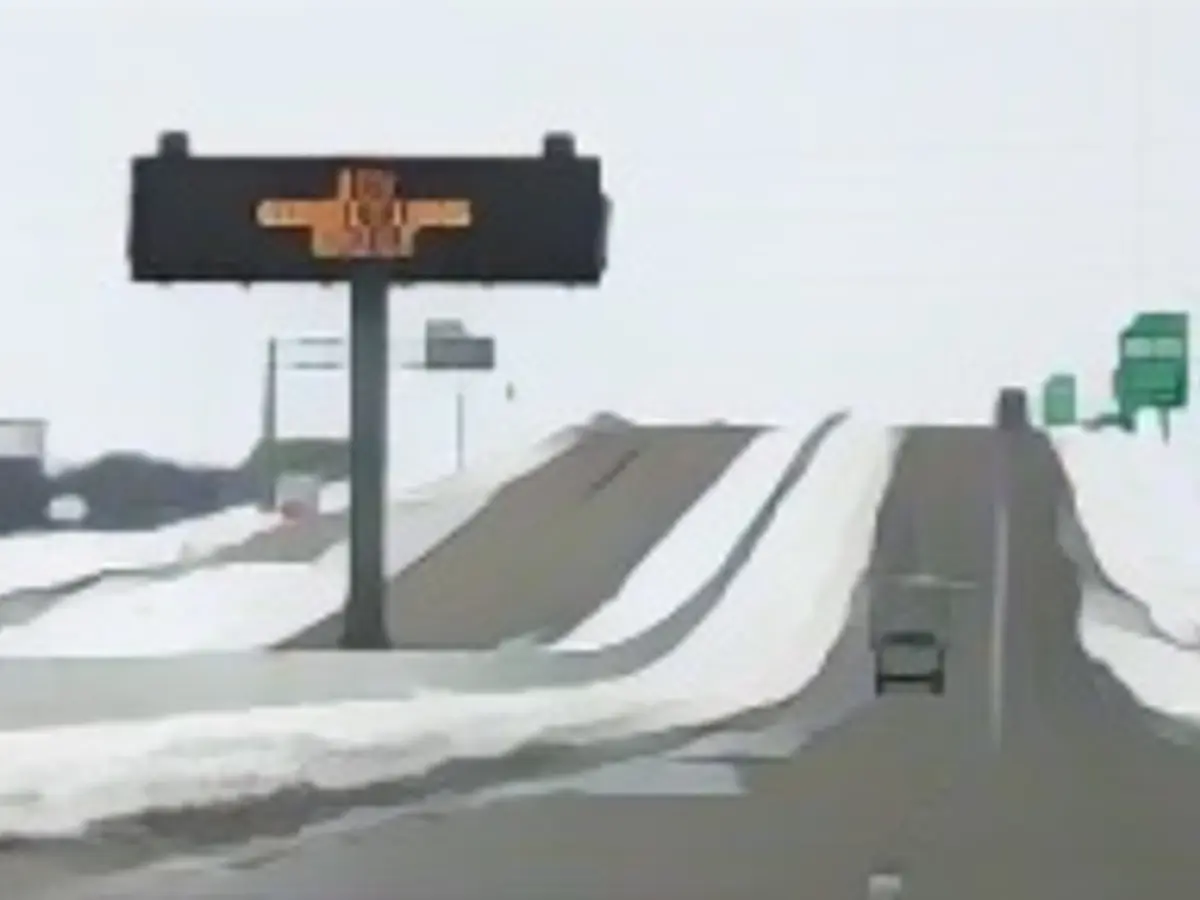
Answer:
[
  {"left": 282, "top": 424, "right": 757, "bottom": 649},
  {"left": 7, "top": 423, "right": 1200, "bottom": 900}
]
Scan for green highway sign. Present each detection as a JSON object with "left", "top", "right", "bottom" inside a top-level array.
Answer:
[
  {"left": 1112, "top": 311, "right": 1189, "bottom": 440},
  {"left": 1041, "top": 373, "right": 1078, "bottom": 428}
]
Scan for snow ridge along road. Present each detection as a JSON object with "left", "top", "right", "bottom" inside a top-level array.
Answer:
[
  {"left": 0, "top": 507, "right": 277, "bottom": 615},
  {"left": 1054, "top": 430, "right": 1200, "bottom": 647},
  {"left": 1052, "top": 430, "right": 1200, "bottom": 732}
]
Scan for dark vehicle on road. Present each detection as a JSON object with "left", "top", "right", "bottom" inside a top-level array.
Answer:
[
  {"left": 870, "top": 573, "right": 964, "bottom": 696},
  {"left": 995, "top": 387, "right": 1030, "bottom": 430},
  {"left": 874, "top": 631, "right": 946, "bottom": 694}
]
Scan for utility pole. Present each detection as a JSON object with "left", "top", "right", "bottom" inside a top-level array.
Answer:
[
  {"left": 259, "top": 334, "right": 345, "bottom": 512},
  {"left": 259, "top": 337, "right": 279, "bottom": 511},
  {"left": 413, "top": 319, "right": 496, "bottom": 472}
]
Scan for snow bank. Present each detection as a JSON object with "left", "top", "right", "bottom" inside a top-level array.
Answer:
[
  {"left": 0, "top": 431, "right": 578, "bottom": 656},
  {"left": 0, "top": 565, "right": 340, "bottom": 657},
  {"left": 0, "top": 507, "right": 274, "bottom": 597},
  {"left": 1078, "top": 601, "right": 1200, "bottom": 726},
  {"left": 0, "top": 423, "right": 582, "bottom": 603},
  {"left": 0, "top": 418, "right": 896, "bottom": 839},
  {"left": 0, "top": 533, "right": 163, "bottom": 596},
  {"left": 0, "top": 481, "right": 365, "bottom": 599},
  {"left": 553, "top": 426, "right": 802, "bottom": 651},
  {"left": 1055, "top": 430, "right": 1200, "bottom": 647}
]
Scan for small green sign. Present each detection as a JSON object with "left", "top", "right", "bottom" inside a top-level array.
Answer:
[{"left": 1041, "top": 373, "right": 1077, "bottom": 427}]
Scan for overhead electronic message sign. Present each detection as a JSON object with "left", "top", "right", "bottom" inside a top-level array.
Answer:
[
  {"left": 126, "top": 130, "right": 610, "bottom": 650},
  {"left": 128, "top": 135, "right": 609, "bottom": 284}
]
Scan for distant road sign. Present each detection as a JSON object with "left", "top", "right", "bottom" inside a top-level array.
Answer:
[
  {"left": 1041, "top": 373, "right": 1078, "bottom": 427},
  {"left": 425, "top": 335, "right": 496, "bottom": 371},
  {"left": 1115, "top": 311, "right": 1189, "bottom": 417},
  {"left": 128, "top": 145, "right": 609, "bottom": 284},
  {"left": 421, "top": 319, "right": 494, "bottom": 371}
]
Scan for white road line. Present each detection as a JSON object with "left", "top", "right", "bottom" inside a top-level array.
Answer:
[{"left": 990, "top": 460, "right": 1010, "bottom": 750}]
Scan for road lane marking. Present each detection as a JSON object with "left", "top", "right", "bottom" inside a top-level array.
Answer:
[{"left": 990, "top": 448, "right": 1010, "bottom": 749}]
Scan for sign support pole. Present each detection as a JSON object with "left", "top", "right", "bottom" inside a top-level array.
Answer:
[{"left": 340, "top": 264, "right": 392, "bottom": 649}]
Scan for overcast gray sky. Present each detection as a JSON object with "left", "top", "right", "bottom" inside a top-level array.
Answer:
[{"left": 0, "top": 0, "right": 1196, "bottom": 464}]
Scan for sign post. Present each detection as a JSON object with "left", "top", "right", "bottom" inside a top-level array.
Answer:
[
  {"left": 128, "top": 130, "right": 610, "bottom": 649},
  {"left": 412, "top": 319, "right": 497, "bottom": 472},
  {"left": 344, "top": 264, "right": 390, "bottom": 648}
]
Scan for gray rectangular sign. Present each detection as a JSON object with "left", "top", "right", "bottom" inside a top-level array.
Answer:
[{"left": 424, "top": 336, "right": 496, "bottom": 370}]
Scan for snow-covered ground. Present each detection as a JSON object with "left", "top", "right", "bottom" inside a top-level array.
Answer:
[
  {"left": 0, "top": 498, "right": 345, "bottom": 599},
  {"left": 0, "top": 429, "right": 579, "bottom": 656},
  {"left": 0, "top": 433, "right": 561, "bottom": 604},
  {"left": 1055, "top": 427, "right": 1200, "bottom": 727},
  {"left": 1078, "top": 610, "right": 1200, "bottom": 727},
  {"left": 0, "top": 418, "right": 896, "bottom": 838},
  {"left": 0, "top": 509, "right": 266, "bottom": 597}
]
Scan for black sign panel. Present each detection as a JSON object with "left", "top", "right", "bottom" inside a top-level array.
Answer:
[{"left": 128, "top": 155, "right": 608, "bottom": 284}]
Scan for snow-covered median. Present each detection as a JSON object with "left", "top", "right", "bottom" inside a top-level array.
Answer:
[{"left": 553, "top": 426, "right": 810, "bottom": 651}]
